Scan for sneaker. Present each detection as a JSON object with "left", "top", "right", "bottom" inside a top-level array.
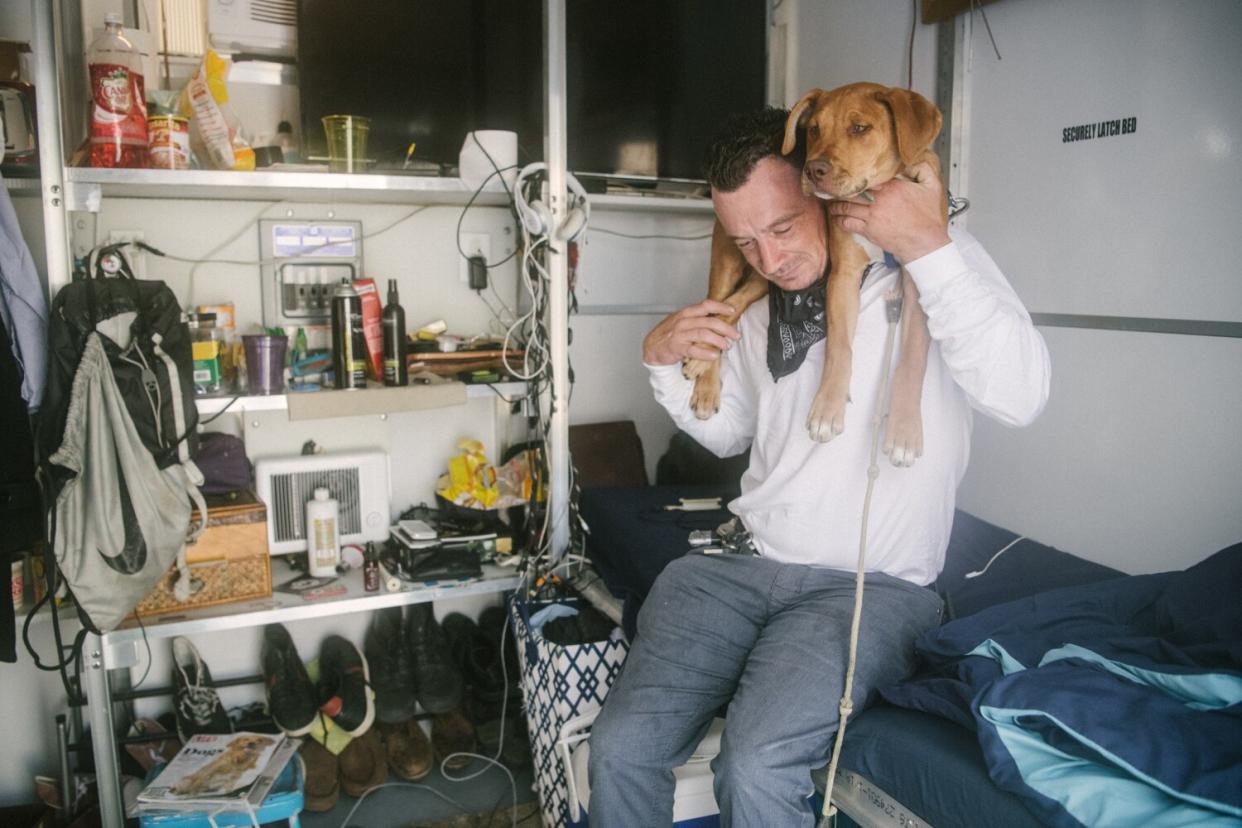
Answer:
[
  {"left": 299, "top": 738, "right": 339, "bottom": 813},
  {"left": 377, "top": 719, "right": 432, "bottom": 781},
  {"left": 171, "top": 637, "right": 231, "bottom": 742},
  {"left": 442, "top": 612, "right": 507, "bottom": 724},
  {"left": 338, "top": 727, "right": 388, "bottom": 798},
  {"left": 364, "top": 608, "right": 418, "bottom": 724},
  {"left": 316, "top": 634, "right": 375, "bottom": 737},
  {"left": 261, "top": 624, "right": 318, "bottom": 736},
  {"left": 431, "top": 708, "right": 476, "bottom": 770},
  {"left": 406, "top": 603, "right": 463, "bottom": 714}
]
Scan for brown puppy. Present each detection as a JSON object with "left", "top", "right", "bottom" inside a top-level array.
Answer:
[
  {"left": 170, "top": 733, "right": 276, "bottom": 796},
  {"left": 685, "top": 83, "right": 943, "bottom": 465}
]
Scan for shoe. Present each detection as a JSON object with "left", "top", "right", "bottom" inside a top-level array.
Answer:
[
  {"left": 364, "top": 608, "right": 418, "bottom": 724},
  {"left": 316, "top": 635, "right": 375, "bottom": 737},
  {"left": 261, "top": 624, "right": 318, "bottom": 736},
  {"left": 338, "top": 727, "right": 388, "bottom": 798},
  {"left": 406, "top": 603, "right": 463, "bottom": 714},
  {"left": 124, "top": 718, "right": 181, "bottom": 772},
  {"left": 171, "top": 637, "right": 232, "bottom": 742},
  {"left": 377, "top": 719, "right": 432, "bottom": 781},
  {"left": 299, "top": 738, "right": 339, "bottom": 813},
  {"left": 442, "top": 612, "right": 507, "bottom": 724},
  {"left": 431, "top": 708, "right": 476, "bottom": 770},
  {"left": 478, "top": 604, "right": 521, "bottom": 679}
]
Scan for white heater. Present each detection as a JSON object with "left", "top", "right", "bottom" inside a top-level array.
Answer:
[{"left": 254, "top": 450, "right": 390, "bottom": 554}]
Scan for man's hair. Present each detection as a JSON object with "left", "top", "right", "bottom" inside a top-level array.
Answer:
[{"left": 703, "top": 107, "right": 805, "bottom": 193}]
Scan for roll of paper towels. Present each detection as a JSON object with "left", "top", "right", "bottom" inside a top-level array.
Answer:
[{"left": 459, "top": 130, "right": 518, "bottom": 190}]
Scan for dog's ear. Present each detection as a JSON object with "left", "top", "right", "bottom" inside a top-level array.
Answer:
[
  {"left": 876, "top": 88, "right": 942, "bottom": 167},
  {"left": 783, "top": 89, "right": 821, "bottom": 156}
]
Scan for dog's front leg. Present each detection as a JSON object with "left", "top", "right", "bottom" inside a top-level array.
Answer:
[
  {"left": 688, "top": 270, "right": 768, "bottom": 419},
  {"left": 883, "top": 269, "right": 929, "bottom": 465},
  {"left": 807, "top": 224, "right": 869, "bottom": 441}
]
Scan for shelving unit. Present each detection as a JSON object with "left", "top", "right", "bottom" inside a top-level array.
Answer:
[
  {"left": 194, "top": 381, "right": 527, "bottom": 418},
  {"left": 26, "top": 2, "right": 580, "bottom": 824}
]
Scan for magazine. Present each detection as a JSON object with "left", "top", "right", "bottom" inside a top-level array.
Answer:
[{"left": 135, "top": 732, "right": 296, "bottom": 812}]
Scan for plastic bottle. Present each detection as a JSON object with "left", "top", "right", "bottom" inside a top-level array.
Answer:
[
  {"left": 305, "top": 488, "right": 340, "bottom": 577},
  {"left": 382, "top": 279, "right": 408, "bottom": 386},
  {"left": 87, "top": 13, "right": 148, "bottom": 168}
]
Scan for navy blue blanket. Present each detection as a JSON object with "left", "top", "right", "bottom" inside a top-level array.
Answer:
[{"left": 882, "top": 543, "right": 1242, "bottom": 827}]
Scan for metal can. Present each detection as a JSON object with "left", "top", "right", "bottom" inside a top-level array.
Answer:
[
  {"left": 147, "top": 114, "right": 190, "bottom": 169},
  {"left": 330, "top": 279, "right": 367, "bottom": 389}
]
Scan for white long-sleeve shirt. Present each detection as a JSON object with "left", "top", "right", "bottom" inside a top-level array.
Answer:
[{"left": 647, "top": 229, "right": 1050, "bottom": 585}]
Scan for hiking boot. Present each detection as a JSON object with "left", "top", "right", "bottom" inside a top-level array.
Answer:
[
  {"left": 406, "top": 603, "right": 463, "bottom": 714},
  {"left": 364, "top": 608, "right": 418, "bottom": 724},
  {"left": 261, "top": 624, "right": 318, "bottom": 736},
  {"left": 316, "top": 635, "right": 375, "bottom": 737},
  {"left": 442, "top": 612, "right": 507, "bottom": 724},
  {"left": 299, "top": 738, "right": 339, "bottom": 812},
  {"left": 338, "top": 727, "right": 388, "bottom": 798},
  {"left": 431, "top": 708, "right": 476, "bottom": 770},
  {"left": 478, "top": 604, "right": 521, "bottom": 679},
  {"left": 377, "top": 719, "right": 433, "bottom": 781},
  {"left": 171, "top": 637, "right": 231, "bottom": 741}
]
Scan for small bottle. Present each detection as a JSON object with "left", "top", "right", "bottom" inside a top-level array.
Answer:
[
  {"left": 381, "top": 279, "right": 408, "bottom": 386},
  {"left": 305, "top": 488, "right": 340, "bottom": 577},
  {"left": 276, "top": 120, "right": 301, "bottom": 164},
  {"left": 87, "top": 13, "right": 148, "bottom": 168},
  {"left": 363, "top": 543, "right": 380, "bottom": 592}
]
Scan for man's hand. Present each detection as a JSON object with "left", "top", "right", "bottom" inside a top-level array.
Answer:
[
  {"left": 828, "top": 161, "right": 951, "bottom": 264},
  {"left": 642, "top": 300, "right": 741, "bottom": 366}
]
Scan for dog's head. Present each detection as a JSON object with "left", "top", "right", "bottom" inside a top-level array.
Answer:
[
  {"left": 230, "top": 734, "right": 275, "bottom": 755},
  {"left": 782, "top": 82, "right": 942, "bottom": 199}
]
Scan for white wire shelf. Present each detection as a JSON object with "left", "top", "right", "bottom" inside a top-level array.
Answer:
[{"left": 194, "top": 381, "right": 527, "bottom": 418}]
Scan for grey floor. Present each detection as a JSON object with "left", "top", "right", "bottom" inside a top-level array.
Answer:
[{"left": 301, "top": 758, "right": 540, "bottom": 828}]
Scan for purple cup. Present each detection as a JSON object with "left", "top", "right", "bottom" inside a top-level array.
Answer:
[{"left": 242, "top": 334, "right": 288, "bottom": 395}]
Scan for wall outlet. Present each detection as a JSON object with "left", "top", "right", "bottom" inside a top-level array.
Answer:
[
  {"left": 458, "top": 232, "right": 491, "bottom": 284},
  {"left": 108, "top": 229, "right": 146, "bottom": 277}
]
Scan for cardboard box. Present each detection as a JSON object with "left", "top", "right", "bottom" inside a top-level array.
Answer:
[
  {"left": 135, "top": 493, "right": 271, "bottom": 618},
  {"left": 352, "top": 278, "right": 384, "bottom": 381}
]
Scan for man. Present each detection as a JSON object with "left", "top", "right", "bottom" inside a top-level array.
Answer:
[{"left": 586, "top": 107, "right": 1050, "bottom": 826}]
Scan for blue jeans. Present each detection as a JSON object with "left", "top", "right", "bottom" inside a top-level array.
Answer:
[{"left": 587, "top": 552, "right": 943, "bottom": 827}]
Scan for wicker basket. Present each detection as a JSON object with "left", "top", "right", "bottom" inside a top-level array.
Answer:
[{"left": 134, "top": 493, "right": 271, "bottom": 618}]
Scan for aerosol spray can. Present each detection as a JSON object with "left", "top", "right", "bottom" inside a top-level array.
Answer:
[{"left": 331, "top": 279, "right": 367, "bottom": 389}]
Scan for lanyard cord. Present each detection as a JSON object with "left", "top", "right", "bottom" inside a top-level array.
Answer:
[{"left": 818, "top": 286, "right": 905, "bottom": 826}]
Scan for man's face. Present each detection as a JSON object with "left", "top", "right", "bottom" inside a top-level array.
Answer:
[{"left": 712, "top": 156, "right": 828, "bottom": 292}]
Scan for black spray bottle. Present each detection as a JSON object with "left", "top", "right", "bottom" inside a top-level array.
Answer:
[{"left": 382, "top": 279, "right": 408, "bottom": 386}]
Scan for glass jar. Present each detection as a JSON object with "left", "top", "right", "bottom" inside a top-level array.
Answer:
[{"left": 187, "top": 312, "right": 223, "bottom": 395}]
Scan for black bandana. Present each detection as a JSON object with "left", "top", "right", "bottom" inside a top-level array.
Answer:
[{"left": 766, "top": 276, "right": 827, "bottom": 380}]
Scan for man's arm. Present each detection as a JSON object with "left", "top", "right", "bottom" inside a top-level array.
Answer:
[
  {"left": 643, "top": 300, "right": 758, "bottom": 457},
  {"left": 830, "top": 163, "right": 1050, "bottom": 426}
]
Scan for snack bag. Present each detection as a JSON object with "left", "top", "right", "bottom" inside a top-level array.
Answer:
[
  {"left": 177, "top": 51, "right": 255, "bottom": 171},
  {"left": 437, "top": 439, "right": 499, "bottom": 509}
]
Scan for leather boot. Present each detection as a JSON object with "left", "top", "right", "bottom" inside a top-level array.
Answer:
[
  {"left": 377, "top": 719, "right": 433, "bottom": 781},
  {"left": 299, "top": 738, "right": 339, "bottom": 813},
  {"left": 406, "top": 603, "right": 463, "bottom": 714},
  {"left": 365, "top": 607, "right": 418, "bottom": 723},
  {"left": 431, "top": 708, "right": 476, "bottom": 770},
  {"left": 338, "top": 728, "right": 388, "bottom": 798}
]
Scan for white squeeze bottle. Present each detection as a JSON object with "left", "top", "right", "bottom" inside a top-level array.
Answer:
[{"left": 305, "top": 488, "right": 340, "bottom": 577}]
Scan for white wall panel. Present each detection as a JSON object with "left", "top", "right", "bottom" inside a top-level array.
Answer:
[{"left": 957, "top": 0, "right": 1242, "bottom": 321}]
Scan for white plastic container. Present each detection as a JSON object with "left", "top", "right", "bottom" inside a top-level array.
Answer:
[{"left": 305, "top": 488, "right": 340, "bottom": 577}]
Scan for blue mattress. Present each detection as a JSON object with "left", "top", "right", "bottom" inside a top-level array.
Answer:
[{"left": 580, "top": 488, "right": 1124, "bottom": 827}]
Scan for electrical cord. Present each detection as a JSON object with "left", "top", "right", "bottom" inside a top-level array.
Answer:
[
  {"left": 588, "top": 226, "right": 713, "bottom": 241},
  {"left": 817, "top": 287, "right": 905, "bottom": 827}
]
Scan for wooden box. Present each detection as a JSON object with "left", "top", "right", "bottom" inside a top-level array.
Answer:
[{"left": 135, "top": 492, "right": 271, "bottom": 618}]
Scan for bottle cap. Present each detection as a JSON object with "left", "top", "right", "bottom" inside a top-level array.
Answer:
[
  {"left": 104, "top": 12, "right": 122, "bottom": 24},
  {"left": 314, "top": 487, "right": 330, "bottom": 500}
]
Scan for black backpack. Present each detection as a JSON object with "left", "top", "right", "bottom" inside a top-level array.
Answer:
[{"left": 26, "top": 245, "right": 202, "bottom": 697}]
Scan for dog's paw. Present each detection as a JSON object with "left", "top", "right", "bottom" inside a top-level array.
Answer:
[
  {"left": 884, "top": 386, "right": 924, "bottom": 467},
  {"left": 690, "top": 374, "right": 722, "bottom": 420},
  {"left": 682, "top": 357, "right": 713, "bottom": 380},
  {"left": 806, "top": 389, "right": 848, "bottom": 442}
]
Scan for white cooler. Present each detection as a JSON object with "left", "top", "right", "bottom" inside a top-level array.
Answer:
[{"left": 563, "top": 715, "right": 726, "bottom": 827}]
